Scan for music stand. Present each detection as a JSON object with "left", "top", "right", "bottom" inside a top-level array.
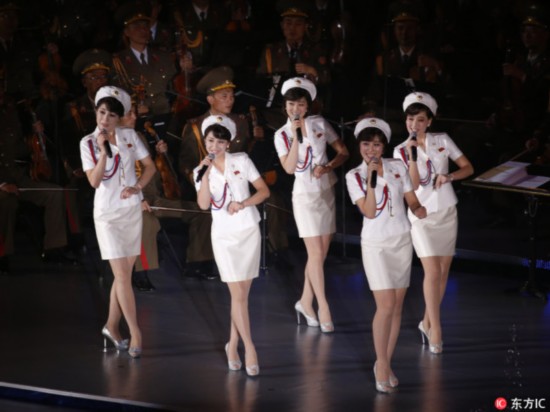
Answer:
[{"left": 463, "top": 160, "right": 550, "bottom": 300}]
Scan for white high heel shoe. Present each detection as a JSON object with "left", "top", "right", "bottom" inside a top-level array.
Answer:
[
  {"left": 418, "top": 321, "right": 429, "bottom": 345},
  {"left": 294, "top": 301, "right": 319, "bottom": 327},
  {"left": 245, "top": 364, "right": 260, "bottom": 377},
  {"left": 418, "top": 321, "right": 443, "bottom": 354},
  {"left": 373, "top": 362, "right": 394, "bottom": 394},
  {"left": 318, "top": 313, "right": 334, "bottom": 334},
  {"left": 389, "top": 372, "right": 399, "bottom": 388},
  {"left": 427, "top": 331, "right": 443, "bottom": 354},
  {"left": 225, "top": 343, "right": 242, "bottom": 371},
  {"left": 102, "top": 326, "right": 129, "bottom": 352}
]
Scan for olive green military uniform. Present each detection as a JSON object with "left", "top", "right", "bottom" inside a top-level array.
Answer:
[
  {"left": 0, "top": 97, "right": 67, "bottom": 253},
  {"left": 135, "top": 131, "right": 214, "bottom": 273},
  {"left": 178, "top": 111, "right": 250, "bottom": 183},
  {"left": 112, "top": 47, "right": 176, "bottom": 116}
]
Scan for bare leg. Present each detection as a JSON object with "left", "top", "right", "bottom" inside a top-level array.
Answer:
[
  {"left": 227, "top": 280, "right": 256, "bottom": 368},
  {"left": 107, "top": 256, "right": 141, "bottom": 349},
  {"left": 387, "top": 289, "right": 407, "bottom": 358},
  {"left": 386, "top": 288, "right": 407, "bottom": 380},
  {"left": 372, "top": 289, "right": 396, "bottom": 382},
  {"left": 226, "top": 319, "right": 239, "bottom": 361},
  {"left": 420, "top": 256, "right": 443, "bottom": 345},
  {"left": 438, "top": 255, "right": 453, "bottom": 304},
  {"left": 301, "top": 234, "right": 332, "bottom": 324},
  {"left": 105, "top": 284, "right": 123, "bottom": 340}
]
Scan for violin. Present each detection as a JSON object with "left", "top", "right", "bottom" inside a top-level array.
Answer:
[
  {"left": 172, "top": 41, "right": 194, "bottom": 114},
  {"left": 172, "top": 12, "right": 203, "bottom": 117},
  {"left": 38, "top": 42, "right": 68, "bottom": 101},
  {"left": 144, "top": 121, "right": 182, "bottom": 200},
  {"left": 26, "top": 103, "right": 53, "bottom": 182}
]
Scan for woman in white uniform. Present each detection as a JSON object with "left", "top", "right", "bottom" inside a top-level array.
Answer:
[
  {"left": 80, "top": 86, "right": 156, "bottom": 358},
  {"left": 346, "top": 118, "right": 426, "bottom": 393},
  {"left": 195, "top": 115, "right": 270, "bottom": 376},
  {"left": 393, "top": 92, "right": 474, "bottom": 354},
  {"left": 274, "top": 78, "right": 349, "bottom": 333}
]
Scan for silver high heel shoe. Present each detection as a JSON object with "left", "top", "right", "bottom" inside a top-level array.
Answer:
[
  {"left": 418, "top": 321, "right": 429, "bottom": 345},
  {"left": 294, "top": 301, "right": 319, "bottom": 327},
  {"left": 246, "top": 364, "right": 260, "bottom": 377},
  {"left": 225, "top": 343, "right": 242, "bottom": 371},
  {"left": 373, "top": 362, "right": 394, "bottom": 394},
  {"left": 128, "top": 347, "right": 142, "bottom": 358},
  {"left": 427, "top": 331, "right": 443, "bottom": 354},
  {"left": 389, "top": 372, "right": 399, "bottom": 388},
  {"left": 418, "top": 321, "right": 443, "bottom": 354},
  {"left": 319, "top": 313, "right": 334, "bottom": 333},
  {"left": 102, "top": 326, "right": 129, "bottom": 352}
]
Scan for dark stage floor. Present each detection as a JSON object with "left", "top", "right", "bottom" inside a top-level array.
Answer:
[{"left": 1, "top": 190, "right": 550, "bottom": 412}]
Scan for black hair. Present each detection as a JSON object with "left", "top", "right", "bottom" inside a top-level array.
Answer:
[
  {"left": 404, "top": 102, "right": 434, "bottom": 119},
  {"left": 357, "top": 128, "right": 388, "bottom": 148},
  {"left": 204, "top": 123, "right": 231, "bottom": 142},
  {"left": 282, "top": 87, "right": 313, "bottom": 118},
  {"left": 96, "top": 96, "right": 124, "bottom": 118}
]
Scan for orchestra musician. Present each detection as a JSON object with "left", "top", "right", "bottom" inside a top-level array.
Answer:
[
  {"left": 176, "top": 66, "right": 292, "bottom": 272},
  {"left": 111, "top": 2, "right": 176, "bottom": 118},
  {"left": 255, "top": 0, "right": 330, "bottom": 123},
  {"left": 122, "top": 103, "right": 216, "bottom": 286},
  {"left": 0, "top": 73, "right": 75, "bottom": 271},
  {"left": 363, "top": 2, "right": 444, "bottom": 145}
]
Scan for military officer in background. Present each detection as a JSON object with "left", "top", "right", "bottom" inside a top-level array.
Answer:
[
  {"left": 63, "top": 49, "right": 112, "bottom": 184},
  {"left": 111, "top": 2, "right": 176, "bottom": 118},
  {"left": 171, "top": 0, "right": 228, "bottom": 76},
  {"left": 363, "top": 2, "right": 444, "bottom": 146},
  {"left": 255, "top": 0, "right": 330, "bottom": 123},
  {"left": 56, "top": 48, "right": 114, "bottom": 253},
  {"left": 148, "top": 0, "right": 175, "bottom": 53},
  {"left": 0, "top": 78, "right": 74, "bottom": 270},
  {"left": 177, "top": 66, "right": 291, "bottom": 270},
  {"left": 177, "top": 66, "right": 250, "bottom": 185},
  {"left": 118, "top": 103, "right": 216, "bottom": 283}
]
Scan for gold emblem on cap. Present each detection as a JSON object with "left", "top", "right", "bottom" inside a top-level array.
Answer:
[
  {"left": 416, "top": 95, "right": 423, "bottom": 101},
  {"left": 210, "top": 80, "right": 236, "bottom": 92},
  {"left": 295, "top": 79, "right": 302, "bottom": 85},
  {"left": 216, "top": 116, "right": 223, "bottom": 122},
  {"left": 369, "top": 119, "right": 377, "bottom": 125}
]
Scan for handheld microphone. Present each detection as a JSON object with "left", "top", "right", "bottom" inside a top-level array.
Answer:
[
  {"left": 196, "top": 153, "right": 215, "bottom": 183},
  {"left": 294, "top": 115, "right": 303, "bottom": 143},
  {"left": 370, "top": 158, "right": 378, "bottom": 189},
  {"left": 410, "top": 131, "right": 417, "bottom": 162},
  {"left": 101, "top": 129, "right": 112, "bottom": 158}
]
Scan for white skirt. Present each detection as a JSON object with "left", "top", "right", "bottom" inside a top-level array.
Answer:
[
  {"left": 411, "top": 205, "right": 458, "bottom": 257},
  {"left": 212, "top": 225, "right": 261, "bottom": 283},
  {"left": 361, "top": 231, "right": 412, "bottom": 290},
  {"left": 94, "top": 204, "right": 142, "bottom": 260},
  {"left": 292, "top": 187, "right": 336, "bottom": 238}
]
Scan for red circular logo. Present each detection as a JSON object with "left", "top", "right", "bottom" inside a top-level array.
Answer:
[{"left": 495, "top": 397, "right": 507, "bottom": 410}]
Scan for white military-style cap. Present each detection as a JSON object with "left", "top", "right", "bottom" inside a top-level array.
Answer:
[
  {"left": 281, "top": 77, "right": 317, "bottom": 101},
  {"left": 402, "top": 92, "right": 438, "bottom": 115},
  {"left": 354, "top": 117, "right": 391, "bottom": 142},
  {"left": 94, "top": 86, "right": 132, "bottom": 115},
  {"left": 201, "top": 114, "right": 237, "bottom": 141}
]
